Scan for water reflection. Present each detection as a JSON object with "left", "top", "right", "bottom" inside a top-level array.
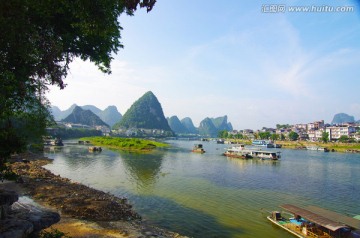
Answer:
[
  {"left": 225, "top": 157, "right": 280, "bottom": 169},
  {"left": 119, "top": 151, "right": 165, "bottom": 192}
]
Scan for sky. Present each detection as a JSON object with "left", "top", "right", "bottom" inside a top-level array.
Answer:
[{"left": 47, "top": 0, "right": 360, "bottom": 130}]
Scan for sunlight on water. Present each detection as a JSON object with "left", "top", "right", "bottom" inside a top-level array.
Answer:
[{"left": 44, "top": 140, "right": 360, "bottom": 238}]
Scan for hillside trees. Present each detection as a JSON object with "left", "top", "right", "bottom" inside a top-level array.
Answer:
[{"left": 0, "top": 0, "right": 156, "bottom": 167}]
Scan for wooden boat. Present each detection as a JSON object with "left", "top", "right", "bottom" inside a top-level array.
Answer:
[
  {"left": 88, "top": 146, "right": 102, "bottom": 152},
  {"left": 267, "top": 204, "right": 360, "bottom": 238},
  {"left": 192, "top": 144, "right": 205, "bottom": 153}
]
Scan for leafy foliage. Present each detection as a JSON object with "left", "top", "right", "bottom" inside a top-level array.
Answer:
[
  {"left": 0, "top": 0, "right": 155, "bottom": 166},
  {"left": 321, "top": 132, "right": 329, "bottom": 143},
  {"left": 288, "top": 131, "right": 299, "bottom": 141}
]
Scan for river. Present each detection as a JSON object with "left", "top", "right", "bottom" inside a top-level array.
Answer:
[{"left": 44, "top": 140, "right": 360, "bottom": 238}]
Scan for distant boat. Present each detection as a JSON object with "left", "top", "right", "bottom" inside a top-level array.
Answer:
[
  {"left": 252, "top": 140, "right": 275, "bottom": 148},
  {"left": 88, "top": 146, "right": 102, "bottom": 152},
  {"left": 306, "top": 146, "right": 329, "bottom": 152},
  {"left": 267, "top": 204, "right": 360, "bottom": 238},
  {"left": 192, "top": 144, "right": 205, "bottom": 153}
]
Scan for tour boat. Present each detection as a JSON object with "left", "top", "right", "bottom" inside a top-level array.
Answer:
[
  {"left": 223, "top": 145, "right": 281, "bottom": 160},
  {"left": 222, "top": 145, "right": 253, "bottom": 159},
  {"left": 267, "top": 204, "right": 360, "bottom": 238}
]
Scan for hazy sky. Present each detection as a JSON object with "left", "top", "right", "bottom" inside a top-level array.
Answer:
[{"left": 47, "top": 0, "right": 360, "bottom": 130}]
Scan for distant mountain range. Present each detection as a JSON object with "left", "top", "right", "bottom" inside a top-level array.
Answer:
[
  {"left": 51, "top": 104, "right": 122, "bottom": 127},
  {"left": 62, "top": 106, "right": 110, "bottom": 128},
  {"left": 167, "top": 115, "right": 233, "bottom": 137},
  {"left": 51, "top": 91, "right": 234, "bottom": 137}
]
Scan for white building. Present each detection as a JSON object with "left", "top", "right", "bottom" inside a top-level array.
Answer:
[{"left": 326, "top": 126, "right": 356, "bottom": 140}]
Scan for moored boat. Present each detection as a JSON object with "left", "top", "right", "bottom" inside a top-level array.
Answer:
[
  {"left": 192, "top": 144, "right": 205, "bottom": 153},
  {"left": 306, "top": 146, "right": 329, "bottom": 152},
  {"left": 252, "top": 140, "right": 275, "bottom": 148},
  {"left": 267, "top": 204, "right": 360, "bottom": 238}
]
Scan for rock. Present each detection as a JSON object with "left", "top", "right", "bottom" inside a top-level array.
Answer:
[
  {"left": 0, "top": 190, "right": 19, "bottom": 219},
  {"left": 0, "top": 219, "right": 33, "bottom": 238},
  {"left": 0, "top": 190, "right": 60, "bottom": 237},
  {"left": 10, "top": 202, "right": 60, "bottom": 232}
]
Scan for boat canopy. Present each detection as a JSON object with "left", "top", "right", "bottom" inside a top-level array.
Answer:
[
  {"left": 281, "top": 204, "right": 360, "bottom": 231},
  {"left": 307, "top": 205, "right": 360, "bottom": 230}
]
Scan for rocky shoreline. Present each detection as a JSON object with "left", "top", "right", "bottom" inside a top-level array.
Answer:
[{"left": 1, "top": 153, "right": 186, "bottom": 238}]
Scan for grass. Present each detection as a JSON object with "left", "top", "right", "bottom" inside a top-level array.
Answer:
[{"left": 80, "top": 136, "right": 169, "bottom": 152}]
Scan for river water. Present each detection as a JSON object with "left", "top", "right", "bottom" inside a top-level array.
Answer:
[{"left": 44, "top": 140, "right": 360, "bottom": 238}]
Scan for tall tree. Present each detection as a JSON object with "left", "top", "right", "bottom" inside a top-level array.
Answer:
[{"left": 0, "top": 0, "right": 156, "bottom": 166}]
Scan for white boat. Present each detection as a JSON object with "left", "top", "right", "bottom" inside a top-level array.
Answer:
[
  {"left": 223, "top": 145, "right": 281, "bottom": 160},
  {"left": 252, "top": 140, "right": 275, "bottom": 148},
  {"left": 306, "top": 146, "right": 329, "bottom": 152},
  {"left": 222, "top": 145, "right": 253, "bottom": 159},
  {"left": 250, "top": 150, "right": 281, "bottom": 160},
  {"left": 267, "top": 204, "right": 360, "bottom": 238}
]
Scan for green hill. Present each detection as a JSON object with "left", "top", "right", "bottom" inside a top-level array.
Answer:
[
  {"left": 167, "top": 116, "right": 188, "bottom": 134},
  {"left": 113, "top": 91, "right": 173, "bottom": 133},
  {"left": 62, "top": 106, "right": 109, "bottom": 127},
  {"left": 181, "top": 117, "right": 198, "bottom": 134},
  {"left": 198, "top": 115, "right": 233, "bottom": 137}
]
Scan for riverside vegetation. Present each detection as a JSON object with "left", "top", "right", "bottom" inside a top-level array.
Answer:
[{"left": 81, "top": 137, "right": 169, "bottom": 152}]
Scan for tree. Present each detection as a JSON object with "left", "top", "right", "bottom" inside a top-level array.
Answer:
[
  {"left": 270, "top": 133, "right": 279, "bottom": 141},
  {"left": 218, "top": 130, "right": 228, "bottom": 138},
  {"left": 338, "top": 135, "right": 349, "bottom": 143},
  {"left": 288, "top": 131, "right": 299, "bottom": 141},
  {"left": 321, "top": 132, "right": 329, "bottom": 143},
  {"left": 0, "top": 0, "right": 156, "bottom": 167},
  {"left": 258, "top": 131, "right": 271, "bottom": 139}
]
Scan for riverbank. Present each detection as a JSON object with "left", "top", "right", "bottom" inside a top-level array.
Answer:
[
  {"left": 1, "top": 152, "right": 186, "bottom": 238},
  {"left": 230, "top": 139, "right": 360, "bottom": 153}
]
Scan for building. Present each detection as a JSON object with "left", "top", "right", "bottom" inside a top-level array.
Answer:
[
  {"left": 307, "top": 120, "right": 324, "bottom": 131},
  {"left": 326, "top": 125, "right": 356, "bottom": 141}
]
